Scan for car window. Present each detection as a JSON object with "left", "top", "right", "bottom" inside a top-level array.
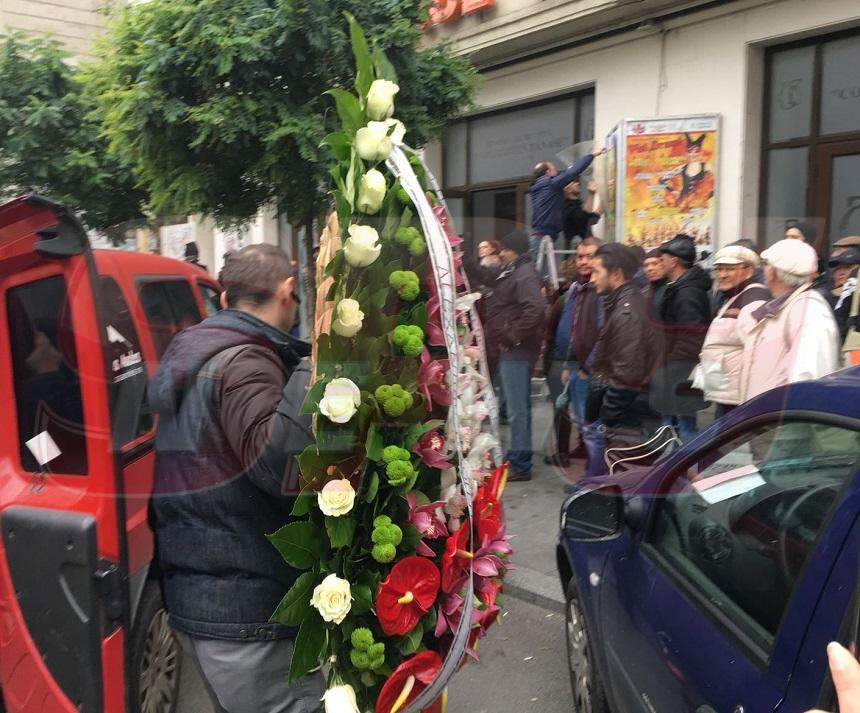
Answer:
[
  {"left": 649, "top": 419, "right": 860, "bottom": 653},
  {"left": 98, "top": 277, "right": 153, "bottom": 445},
  {"left": 138, "top": 280, "right": 202, "bottom": 358},
  {"left": 6, "top": 275, "right": 88, "bottom": 475},
  {"left": 199, "top": 283, "right": 222, "bottom": 317}
]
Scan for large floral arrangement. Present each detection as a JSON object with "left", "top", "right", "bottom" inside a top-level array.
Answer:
[{"left": 266, "top": 16, "right": 508, "bottom": 713}]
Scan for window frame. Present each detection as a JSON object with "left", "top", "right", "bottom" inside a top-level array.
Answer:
[
  {"left": 759, "top": 28, "right": 860, "bottom": 249},
  {"left": 641, "top": 409, "right": 860, "bottom": 667},
  {"left": 134, "top": 276, "right": 204, "bottom": 358}
]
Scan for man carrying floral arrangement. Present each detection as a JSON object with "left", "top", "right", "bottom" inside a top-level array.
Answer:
[{"left": 148, "top": 244, "right": 324, "bottom": 712}]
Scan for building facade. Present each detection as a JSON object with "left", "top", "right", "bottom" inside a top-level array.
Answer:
[
  {"left": 424, "top": 0, "right": 860, "bottom": 253},
  {"left": 0, "top": 0, "right": 106, "bottom": 57}
]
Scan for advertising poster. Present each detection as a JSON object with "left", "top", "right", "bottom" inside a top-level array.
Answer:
[
  {"left": 602, "top": 126, "right": 619, "bottom": 243},
  {"left": 621, "top": 115, "right": 719, "bottom": 253}
]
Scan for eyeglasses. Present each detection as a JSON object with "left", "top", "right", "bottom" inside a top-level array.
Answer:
[{"left": 714, "top": 265, "right": 743, "bottom": 273}]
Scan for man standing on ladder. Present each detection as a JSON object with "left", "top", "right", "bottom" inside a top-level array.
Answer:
[{"left": 530, "top": 146, "right": 604, "bottom": 287}]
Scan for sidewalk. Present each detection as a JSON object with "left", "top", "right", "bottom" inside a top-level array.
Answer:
[{"left": 498, "top": 393, "right": 580, "bottom": 613}]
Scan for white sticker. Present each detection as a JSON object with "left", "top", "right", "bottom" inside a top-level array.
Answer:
[
  {"left": 25, "top": 431, "right": 61, "bottom": 467},
  {"left": 106, "top": 325, "right": 131, "bottom": 346}
]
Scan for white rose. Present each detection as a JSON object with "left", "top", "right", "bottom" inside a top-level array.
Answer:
[
  {"left": 318, "top": 478, "right": 356, "bottom": 517},
  {"left": 366, "top": 79, "right": 399, "bottom": 120},
  {"left": 322, "top": 684, "right": 360, "bottom": 713},
  {"left": 310, "top": 573, "right": 352, "bottom": 624},
  {"left": 331, "top": 298, "right": 364, "bottom": 338},
  {"left": 343, "top": 224, "right": 381, "bottom": 267},
  {"left": 384, "top": 118, "right": 406, "bottom": 146},
  {"left": 319, "top": 378, "right": 361, "bottom": 424},
  {"left": 355, "top": 121, "right": 393, "bottom": 163},
  {"left": 357, "top": 169, "right": 386, "bottom": 215}
]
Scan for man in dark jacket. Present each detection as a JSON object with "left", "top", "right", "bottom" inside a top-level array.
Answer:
[
  {"left": 650, "top": 234, "right": 712, "bottom": 441},
  {"left": 468, "top": 229, "right": 546, "bottom": 481},
  {"left": 589, "top": 243, "right": 657, "bottom": 426},
  {"left": 148, "top": 244, "right": 323, "bottom": 712}
]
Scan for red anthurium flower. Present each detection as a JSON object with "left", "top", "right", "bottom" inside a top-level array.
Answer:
[
  {"left": 418, "top": 353, "right": 452, "bottom": 412},
  {"left": 377, "top": 556, "right": 440, "bottom": 636},
  {"left": 473, "top": 486, "right": 502, "bottom": 546},
  {"left": 412, "top": 429, "right": 453, "bottom": 469},
  {"left": 375, "top": 650, "right": 442, "bottom": 713},
  {"left": 441, "top": 519, "right": 472, "bottom": 593}
]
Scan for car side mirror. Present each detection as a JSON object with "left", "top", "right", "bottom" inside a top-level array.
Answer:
[{"left": 562, "top": 485, "right": 623, "bottom": 541}]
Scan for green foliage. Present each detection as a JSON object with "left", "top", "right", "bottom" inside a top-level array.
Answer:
[
  {"left": 86, "top": 0, "right": 477, "bottom": 225},
  {"left": 374, "top": 384, "right": 414, "bottom": 418},
  {"left": 270, "top": 571, "right": 316, "bottom": 626},
  {"left": 289, "top": 611, "right": 327, "bottom": 683},
  {"left": 267, "top": 521, "right": 329, "bottom": 570},
  {"left": 0, "top": 33, "right": 145, "bottom": 231},
  {"left": 392, "top": 324, "right": 424, "bottom": 356},
  {"left": 325, "top": 515, "right": 357, "bottom": 549}
]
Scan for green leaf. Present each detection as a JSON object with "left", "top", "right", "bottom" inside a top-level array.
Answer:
[
  {"left": 365, "top": 424, "right": 384, "bottom": 462},
  {"left": 346, "top": 13, "right": 373, "bottom": 99},
  {"left": 363, "top": 470, "right": 379, "bottom": 503},
  {"left": 322, "top": 132, "right": 351, "bottom": 162},
  {"left": 399, "top": 205, "right": 413, "bottom": 230},
  {"left": 351, "top": 583, "right": 373, "bottom": 615},
  {"left": 373, "top": 44, "right": 398, "bottom": 84},
  {"left": 395, "top": 624, "right": 424, "bottom": 656},
  {"left": 399, "top": 523, "right": 422, "bottom": 555},
  {"left": 301, "top": 378, "right": 327, "bottom": 416},
  {"left": 288, "top": 612, "right": 327, "bottom": 683},
  {"left": 326, "top": 88, "right": 364, "bottom": 135},
  {"left": 270, "top": 571, "right": 315, "bottom": 626},
  {"left": 290, "top": 491, "right": 315, "bottom": 517},
  {"left": 267, "top": 521, "right": 327, "bottom": 570},
  {"left": 325, "top": 516, "right": 357, "bottom": 549}
]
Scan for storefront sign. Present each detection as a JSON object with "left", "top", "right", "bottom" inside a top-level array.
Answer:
[
  {"left": 608, "top": 115, "right": 719, "bottom": 253},
  {"left": 428, "top": 0, "right": 495, "bottom": 26}
]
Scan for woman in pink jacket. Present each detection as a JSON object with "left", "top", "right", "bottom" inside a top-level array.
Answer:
[{"left": 739, "top": 239, "right": 840, "bottom": 402}]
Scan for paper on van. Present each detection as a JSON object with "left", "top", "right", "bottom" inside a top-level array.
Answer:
[{"left": 25, "top": 431, "right": 61, "bottom": 467}]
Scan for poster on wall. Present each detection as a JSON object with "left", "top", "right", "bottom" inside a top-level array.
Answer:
[
  {"left": 610, "top": 115, "right": 719, "bottom": 255},
  {"left": 160, "top": 222, "right": 193, "bottom": 260},
  {"left": 600, "top": 126, "right": 620, "bottom": 243}
]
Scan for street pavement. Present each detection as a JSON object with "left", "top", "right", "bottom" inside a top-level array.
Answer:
[{"left": 177, "top": 394, "right": 576, "bottom": 712}]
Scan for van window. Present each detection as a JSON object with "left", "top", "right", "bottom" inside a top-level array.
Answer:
[
  {"left": 199, "top": 283, "right": 222, "bottom": 316},
  {"left": 7, "top": 275, "right": 88, "bottom": 474},
  {"left": 98, "top": 277, "right": 153, "bottom": 445},
  {"left": 138, "top": 280, "right": 202, "bottom": 358}
]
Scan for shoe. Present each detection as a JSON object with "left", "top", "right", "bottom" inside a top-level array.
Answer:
[
  {"left": 545, "top": 453, "right": 570, "bottom": 468},
  {"left": 507, "top": 469, "right": 532, "bottom": 482},
  {"left": 568, "top": 442, "right": 587, "bottom": 460}
]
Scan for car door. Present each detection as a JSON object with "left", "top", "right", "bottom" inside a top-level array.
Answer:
[
  {"left": 0, "top": 197, "right": 129, "bottom": 713},
  {"left": 597, "top": 413, "right": 860, "bottom": 713}
]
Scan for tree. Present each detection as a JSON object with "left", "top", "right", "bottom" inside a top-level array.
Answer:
[
  {"left": 0, "top": 33, "right": 146, "bottom": 232},
  {"left": 85, "top": 0, "right": 477, "bottom": 227}
]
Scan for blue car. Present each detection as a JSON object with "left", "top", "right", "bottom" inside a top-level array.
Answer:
[{"left": 556, "top": 367, "right": 860, "bottom": 713}]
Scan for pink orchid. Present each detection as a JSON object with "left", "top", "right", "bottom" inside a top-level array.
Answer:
[
  {"left": 434, "top": 591, "right": 465, "bottom": 638},
  {"left": 472, "top": 525, "right": 513, "bottom": 580},
  {"left": 433, "top": 205, "right": 464, "bottom": 247},
  {"left": 418, "top": 351, "right": 452, "bottom": 411},
  {"left": 413, "top": 430, "right": 454, "bottom": 470},
  {"left": 424, "top": 295, "right": 446, "bottom": 347},
  {"left": 406, "top": 493, "right": 449, "bottom": 557}
]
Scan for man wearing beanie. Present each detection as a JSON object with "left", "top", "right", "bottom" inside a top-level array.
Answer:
[
  {"left": 465, "top": 229, "right": 546, "bottom": 481},
  {"left": 739, "top": 238, "right": 839, "bottom": 401},
  {"left": 649, "top": 233, "right": 712, "bottom": 441},
  {"left": 691, "top": 245, "right": 770, "bottom": 418}
]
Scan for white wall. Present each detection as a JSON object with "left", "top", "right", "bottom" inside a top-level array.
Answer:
[
  {"left": 0, "top": 0, "right": 107, "bottom": 57},
  {"left": 445, "top": 0, "right": 860, "bottom": 247}
]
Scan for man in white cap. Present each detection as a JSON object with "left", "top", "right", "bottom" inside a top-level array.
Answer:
[
  {"left": 692, "top": 244, "right": 770, "bottom": 417},
  {"left": 739, "top": 238, "right": 839, "bottom": 402}
]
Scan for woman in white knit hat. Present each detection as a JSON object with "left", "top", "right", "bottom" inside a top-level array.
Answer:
[
  {"left": 691, "top": 244, "right": 770, "bottom": 417},
  {"left": 739, "top": 238, "right": 840, "bottom": 402}
]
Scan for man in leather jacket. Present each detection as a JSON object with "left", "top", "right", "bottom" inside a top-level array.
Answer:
[{"left": 588, "top": 243, "right": 658, "bottom": 427}]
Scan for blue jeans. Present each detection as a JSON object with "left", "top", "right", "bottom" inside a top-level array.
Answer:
[
  {"left": 662, "top": 414, "right": 698, "bottom": 443},
  {"left": 567, "top": 370, "right": 591, "bottom": 426},
  {"left": 498, "top": 355, "right": 533, "bottom": 474}
]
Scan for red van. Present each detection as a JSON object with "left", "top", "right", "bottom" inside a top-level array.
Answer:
[{"left": 0, "top": 196, "right": 222, "bottom": 713}]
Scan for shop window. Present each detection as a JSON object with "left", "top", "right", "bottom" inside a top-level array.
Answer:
[
  {"left": 138, "top": 279, "right": 202, "bottom": 358},
  {"left": 760, "top": 30, "right": 860, "bottom": 248},
  {"left": 444, "top": 122, "right": 468, "bottom": 187},
  {"left": 767, "top": 46, "right": 814, "bottom": 143},
  {"left": 821, "top": 35, "right": 860, "bottom": 136},
  {"left": 98, "top": 277, "right": 152, "bottom": 445},
  {"left": 7, "top": 275, "right": 87, "bottom": 475}
]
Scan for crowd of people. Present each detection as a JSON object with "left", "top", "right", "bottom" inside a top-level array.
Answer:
[{"left": 465, "top": 162, "right": 860, "bottom": 482}]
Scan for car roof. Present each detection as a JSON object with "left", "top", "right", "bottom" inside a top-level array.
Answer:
[{"left": 93, "top": 248, "right": 214, "bottom": 280}]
